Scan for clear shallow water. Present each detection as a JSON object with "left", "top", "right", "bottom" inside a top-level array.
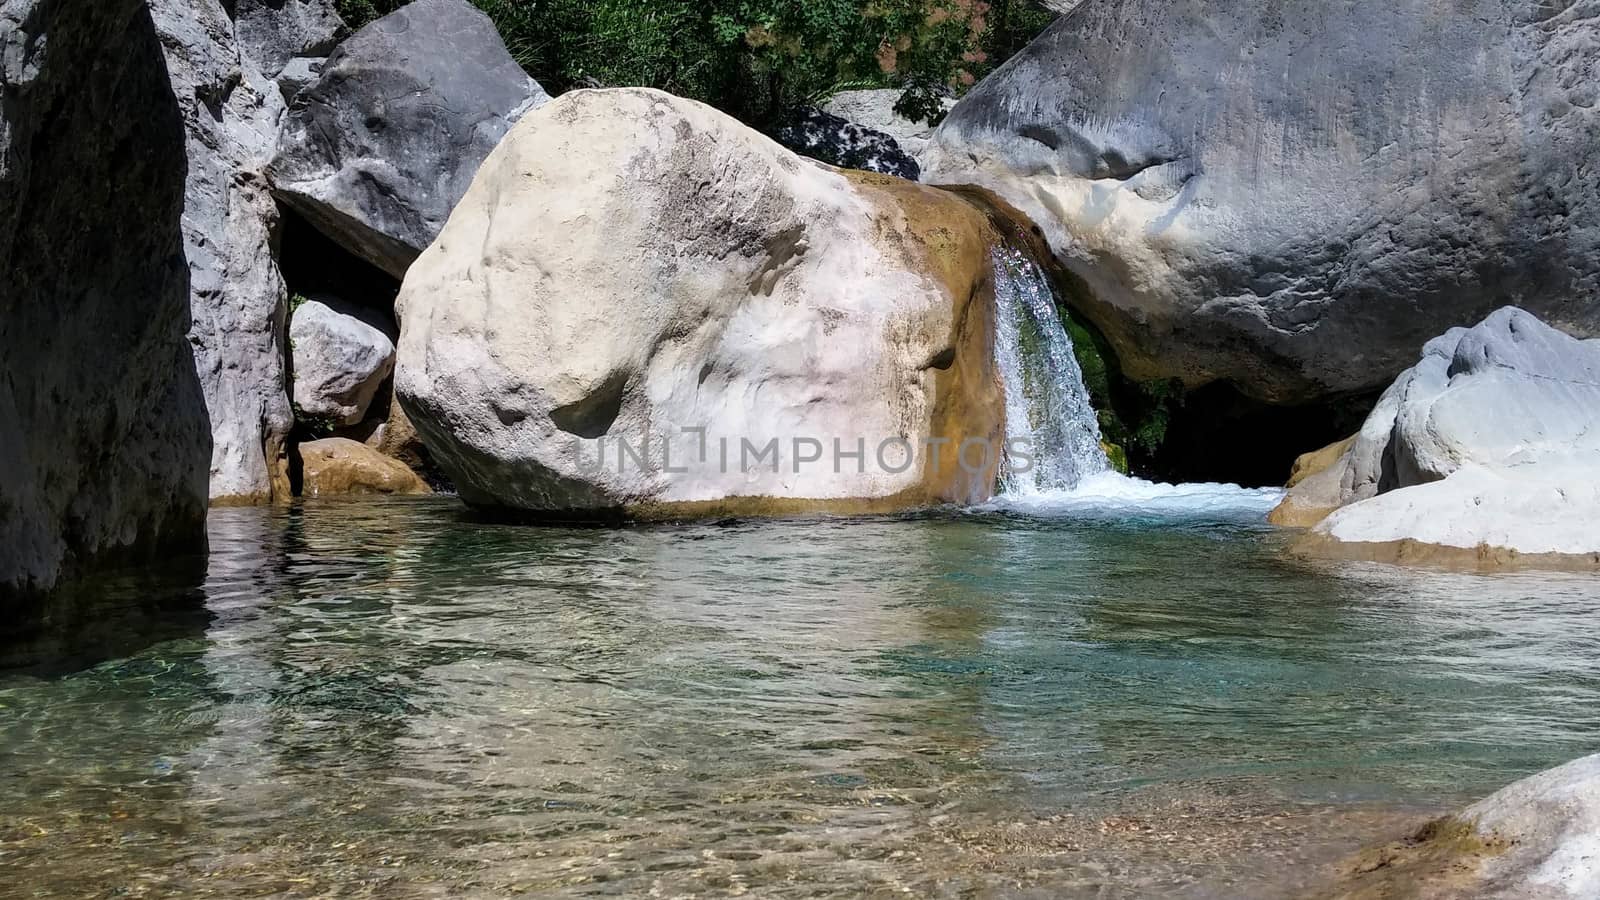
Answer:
[{"left": 3, "top": 498, "right": 1600, "bottom": 898}]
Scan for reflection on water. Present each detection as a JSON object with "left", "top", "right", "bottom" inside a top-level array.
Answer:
[{"left": 2, "top": 498, "right": 1599, "bottom": 897}]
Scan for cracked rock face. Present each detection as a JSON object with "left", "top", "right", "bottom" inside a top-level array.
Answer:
[
  {"left": 269, "top": 0, "right": 550, "bottom": 279},
  {"left": 923, "top": 0, "right": 1600, "bottom": 403},
  {"left": 150, "top": 0, "right": 297, "bottom": 504},
  {"left": 1, "top": 0, "right": 209, "bottom": 597}
]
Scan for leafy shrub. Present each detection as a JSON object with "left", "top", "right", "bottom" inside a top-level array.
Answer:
[{"left": 335, "top": 0, "right": 1057, "bottom": 126}]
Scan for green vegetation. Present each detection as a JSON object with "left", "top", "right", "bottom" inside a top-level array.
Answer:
[
  {"left": 292, "top": 402, "right": 341, "bottom": 440},
  {"left": 336, "top": 0, "right": 1056, "bottom": 126},
  {"left": 1062, "top": 309, "right": 1187, "bottom": 476}
]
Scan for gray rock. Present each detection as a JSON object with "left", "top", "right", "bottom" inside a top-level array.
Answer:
[
  {"left": 269, "top": 0, "right": 551, "bottom": 279},
  {"left": 923, "top": 0, "right": 1600, "bottom": 403},
  {"left": 0, "top": 0, "right": 209, "bottom": 598},
  {"left": 772, "top": 106, "right": 921, "bottom": 181},
  {"left": 1283, "top": 308, "right": 1600, "bottom": 565},
  {"left": 821, "top": 89, "right": 952, "bottom": 161},
  {"left": 234, "top": 0, "right": 346, "bottom": 80},
  {"left": 290, "top": 298, "right": 396, "bottom": 426},
  {"left": 150, "top": 0, "right": 296, "bottom": 504},
  {"left": 275, "top": 55, "right": 323, "bottom": 103}
]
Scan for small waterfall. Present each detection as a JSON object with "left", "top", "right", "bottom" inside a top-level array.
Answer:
[
  {"left": 991, "top": 242, "right": 1111, "bottom": 495},
  {"left": 986, "top": 239, "right": 1285, "bottom": 524}
]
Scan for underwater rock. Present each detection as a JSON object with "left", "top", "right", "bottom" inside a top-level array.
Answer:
[
  {"left": 298, "top": 438, "right": 430, "bottom": 497},
  {"left": 290, "top": 298, "right": 395, "bottom": 427},
  {"left": 395, "top": 88, "right": 1004, "bottom": 519},
  {"left": 269, "top": 0, "right": 551, "bottom": 279},
  {"left": 1284, "top": 308, "right": 1600, "bottom": 567},
  {"left": 922, "top": 0, "right": 1600, "bottom": 404},
  {"left": 0, "top": 0, "right": 210, "bottom": 598}
]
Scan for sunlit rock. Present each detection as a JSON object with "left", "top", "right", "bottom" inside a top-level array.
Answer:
[
  {"left": 298, "top": 438, "right": 430, "bottom": 497},
  {"left": 923, "top": 0, "right": 1600, "bottom": 404},
  {"left": 150, "top": 0, "right": 297, "bottom": 504},
  {"left": 290, "top": 298, "right": 395, "bottom": 427},
  {"left": 1325, "top": 753, "right": 1600, "bottom": 899},
  {"left": 1285, "top": 308, "right": 1600, "bottom": 567},
  {"left": 395, "top": 88, "right": 1005, "bottom": 519},
  {"left": 269, "top": 0, "right": 550, "bottom": 279},
  {"left": 821, "top": 89, "right": 952, "bottom": 162}
]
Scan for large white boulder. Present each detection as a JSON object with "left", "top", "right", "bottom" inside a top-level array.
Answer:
[
  {"left": 290, "top": 298, "right": 396, "bottom": 427},
  {"left": 395, "top": 88, "right": 1006, "bottom": 519},
  {"left": 1457, "top": 754, "right": 1600, "bottom": 898},
  {"left": 1282, "top": 307, "right": 1600, "bottom": 567}
]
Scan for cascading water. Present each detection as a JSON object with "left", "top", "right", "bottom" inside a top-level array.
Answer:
[
  {"left": 989, "top": 240, "right": 1285, "bottom": 523},
  {"left": 991, "top": 243, "right": 1110, "bottom": 495}
]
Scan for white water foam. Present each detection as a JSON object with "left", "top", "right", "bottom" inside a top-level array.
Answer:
[
  {"left": 989, "top": 243, "right": 1283, "bottom": 525},
  {"left": 989, "top": 471, "right": 1284, "bottom": 525}
]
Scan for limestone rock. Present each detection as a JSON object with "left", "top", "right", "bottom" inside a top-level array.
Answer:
[
  {"left": 234, "top": 0, "right": 345, "bottom": 80},
  {"left": 1285, "top": 308, "right": 1600, "bottom": 566},
  {"left": 150, "top": 0, "right": 295, "bottom": 504},
  {"left": 1268, "top": 435, "right": 1355, "bottom": 527},
  {"left": 274, "top": 56, "right": 324, "bottom": 103},
  {"left": 1457, "top": 754, "right": 1600, "bottom": 898},
  {"left": 366, "top": 399, "right": 432, "bottom": 476},
  {"left": 821, "top": 89, "right": 953, "bottom": 161},
  {"left": 923, "top": 0, "right": 1600, "bottom": 403},
  {"left": 270, "top": 0, "right": 551, "bottom": 278},
  {"left": 0, "top": 0, "right": 210, "bottom": 598},
  {"left": 395, "top": 88, "right": 1005, "bottom": 519},
  {"left": 1284, "top": 437, "right": 1355, "bottom": 491},
  {"left": 290, "top": 298, "right": 395, "bottom": 427},
  {"left": 298, "top": 438, "right": 431, "bottom": 497},
  {"left": 1324, "top": 754, "right": 1600, "bottom": 899}
]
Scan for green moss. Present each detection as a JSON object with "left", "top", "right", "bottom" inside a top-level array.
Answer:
[
  {"left": 1101, "top": 440, "right": 1129, "bottom": 475},
  {"left": 1061, "top": 308, "right": 1186, "bottom": 475}
]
